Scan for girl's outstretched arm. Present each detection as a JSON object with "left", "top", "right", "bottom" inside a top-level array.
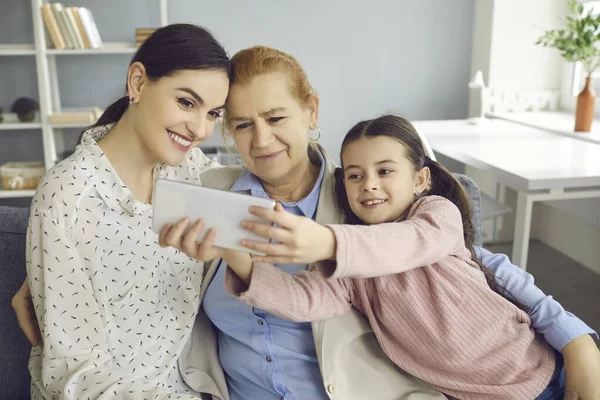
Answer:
[
  {"left": 224, "top": 262, "right": 353, "bottom": 323},
  {"left": 244, "top": 196, "right": 464, "bottom": 279}
]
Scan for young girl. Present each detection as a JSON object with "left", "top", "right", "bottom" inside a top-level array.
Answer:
[{"left": 218, "top": 115, "right": 567, "bottom": 399}]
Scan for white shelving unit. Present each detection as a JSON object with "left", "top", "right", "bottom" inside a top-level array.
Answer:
[
  {"left": 0, "top": 44, "right": 36, "bottom": 56},
  {"left": 0, "top": 0, "right": 168, "bottom": 199}
]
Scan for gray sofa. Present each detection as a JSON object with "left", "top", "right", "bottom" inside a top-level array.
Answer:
[
  {"left": 0, "top": 206, "right": 31, "bottom": 400},
  {"left": 0, "top": 174, "right": 483, "bottom": 400}
]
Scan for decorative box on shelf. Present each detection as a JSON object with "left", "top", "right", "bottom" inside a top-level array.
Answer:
[
  {"left": 136, "top": 28, "right": 158, "bottom": 46},
  {"left": 0, "top": 161, "right": 45, "bottom": 191}
]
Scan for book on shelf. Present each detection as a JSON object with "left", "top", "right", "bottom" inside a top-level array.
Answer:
[
  {"left": 65, "top": 7, "right": 85, "bottom": 49},
  {"left": 77, "top": 7, "right": 103, "bottom": 48},
  {"left": 51, "top": 3, "right": 75, "bottom": 49},
  {"left": 40, "top": 4, "right": 65, "bottom": 49},
  {"left": 40, "top": 3, "right": 103, "bottom": 50},
  {"left": 71, "top": 7, "right": 91, "bottom": 49}
]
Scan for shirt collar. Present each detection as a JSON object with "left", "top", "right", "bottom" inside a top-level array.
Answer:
[
  {"left": 74, "top": 124, "right": 167, "bottom": 215},
  {"left": 230, "top": 148, "right": 326, "bottom": 218}
]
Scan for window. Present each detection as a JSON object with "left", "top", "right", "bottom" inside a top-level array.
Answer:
[{"left": 570, "top": 1, "right": 600, "bottom": 96}]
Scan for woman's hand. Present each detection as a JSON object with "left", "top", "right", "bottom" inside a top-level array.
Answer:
[
  {"left": 562, "top": 334, "right": 600, "bottom": 400},
  {"left": 12, "top": 279, "right": 42, "bottom": 347},
  {"left": 158, "top": 218, "right": 222, "bottom": 262},
  {"left": 241, "top": 203, "right": 337, "bottom": 264}
]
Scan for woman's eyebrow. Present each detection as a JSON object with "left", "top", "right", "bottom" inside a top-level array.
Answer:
[
  {"left": 259, "top": 107, "right": 286, "bottom": 117},
  {"left": 177, "top": 87, "right": 204, "bottom": 105}
]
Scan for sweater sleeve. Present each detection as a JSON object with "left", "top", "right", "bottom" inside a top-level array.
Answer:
[
  {"left": 326, "top": 196, "right": 465, "bottom": 279},
  {"left": 224, "top": 262, "right": 353, "bottom": 322}
]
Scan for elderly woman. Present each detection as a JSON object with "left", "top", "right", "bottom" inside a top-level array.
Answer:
[{"left": 164, "top": 46, "right": 599, "bottom": 400}]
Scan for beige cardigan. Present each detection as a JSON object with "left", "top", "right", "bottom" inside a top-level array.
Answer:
[{"left": 177, "top": 146, "right": 446, "bottom": 400}]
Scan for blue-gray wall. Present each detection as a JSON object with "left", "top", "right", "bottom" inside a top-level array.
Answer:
[{"left": 1, "top": 0, "right": 474, "bottom": 204}]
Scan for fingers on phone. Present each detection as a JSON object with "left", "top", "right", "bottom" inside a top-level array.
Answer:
[
  {"left": 164, "top": 218, "right": 190, "bottom": 247},
  {"left": 183, "top": 220, "right": 204, "bottom": 255},
  {"left": 158, "top": 224, "right": 172, "bottom": 247}
]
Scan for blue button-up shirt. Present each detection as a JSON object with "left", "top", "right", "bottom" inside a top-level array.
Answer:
[
  {"left": 202, "top": 152, "right": 328, "bottom": 400},
  {"left": 475, "top": 247, "right": 597, "bottom": 350}
]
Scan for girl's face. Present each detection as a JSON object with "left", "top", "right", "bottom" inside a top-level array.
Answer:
[
  {"left": 131, "top": 67, "right": 230, "bottom": 166},
  {"left": 225, "top": 72, "right": 318, "bottom": 186},
  {"left": 342, "top": 136, "right": 429, "bottom": 225}
]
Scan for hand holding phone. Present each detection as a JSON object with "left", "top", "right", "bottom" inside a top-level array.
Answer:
[{"left": 152, "top": 179, "right": 276, "bottom": 255}]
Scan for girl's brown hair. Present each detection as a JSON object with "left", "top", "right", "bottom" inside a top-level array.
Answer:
[{"left": 334, "top": 115, "right": 527, "bottom": 310}]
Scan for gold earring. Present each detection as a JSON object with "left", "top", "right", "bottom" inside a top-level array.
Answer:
[{"left": 310, "top": 126, "right": 321, "bottom": 141}]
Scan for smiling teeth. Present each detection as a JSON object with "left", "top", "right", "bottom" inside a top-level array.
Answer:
[
  {"left": 364, "top": 199, "right": 385, "bottom": 206},
  {"left": 168, "top": 131, "right": 192, "bottom": 147}
]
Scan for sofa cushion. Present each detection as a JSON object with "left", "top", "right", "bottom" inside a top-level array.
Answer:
[{"left": 0, "top": 206, "right": 32, "bottom": 400}]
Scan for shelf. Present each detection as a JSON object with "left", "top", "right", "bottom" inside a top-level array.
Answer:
[
  {"left": 0, "top": 190, "right": 36, "bottom": 199},
  {"left": 51, "top": 122, "right": 92, "bottom": 129},
  {"left": 0, "top": 122, "right": 42, "bottom": 130},
  {"left": 0, "top": 44, "right": 36, "bottom": 56},
  {"left": 0, "top": 113, "right": 42, "bottom": 130},
  {"left": 46, "top": 42, "right": 138, "bottom": 55}
]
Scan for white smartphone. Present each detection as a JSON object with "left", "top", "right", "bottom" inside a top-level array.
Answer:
[{"left": 152, "top": 178, "right": 276, "bottom": 255}]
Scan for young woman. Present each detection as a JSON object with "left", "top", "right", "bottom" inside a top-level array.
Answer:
[{"left": 23, "top": 24, "right": 230, "bottom": 399}]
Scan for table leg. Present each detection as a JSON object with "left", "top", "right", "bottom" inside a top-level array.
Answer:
[
  {"left": 492, "top": 182, "right": 507, "bottom": 241},
  {"left": 512, "top": 192, "right": 533, "bottom": 270}
]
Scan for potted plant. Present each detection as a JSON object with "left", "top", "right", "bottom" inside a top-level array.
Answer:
[{"left": 537, "top": 0, "right": 600, "bottom": 132}]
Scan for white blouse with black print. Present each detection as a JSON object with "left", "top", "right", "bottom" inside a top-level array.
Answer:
[{"left": 27, "top": 125, "right": 218, "bottom": 400}]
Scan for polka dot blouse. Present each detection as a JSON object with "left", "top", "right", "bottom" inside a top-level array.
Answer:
[{"left": 26, "top": 125, "right": 219, "bottom": 399}]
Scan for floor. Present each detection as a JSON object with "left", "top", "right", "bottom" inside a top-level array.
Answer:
[{"left": 486, "top": 240, "right": 600, "bottom": 345}]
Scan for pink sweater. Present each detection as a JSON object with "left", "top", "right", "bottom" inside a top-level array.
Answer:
[{"left": 225, "top": 196, "right": 555, "bottom": 400}]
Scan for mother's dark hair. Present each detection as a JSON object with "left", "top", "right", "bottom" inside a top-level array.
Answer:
[{"left": 81, "top": 24, "right": 231, "bottom": 141}]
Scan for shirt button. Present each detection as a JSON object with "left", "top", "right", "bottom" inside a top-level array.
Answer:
[
  {"left": 327, "top": 384, "right": 336, "bottom": 394},
  {"left": 266, "top": 356, "right": 272, "bottom": 362},
  {"left": 258, "top": 319, "right": 264, "bottom": 325}
]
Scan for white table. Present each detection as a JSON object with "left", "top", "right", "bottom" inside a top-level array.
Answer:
[{"left": 412, "top": 119, "right": 600, "bottom": 270}]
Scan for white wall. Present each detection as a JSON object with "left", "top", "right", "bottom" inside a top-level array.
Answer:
[
  {"left": 165, "top": 0, "right": 476, "bottom": 160},
  {"left": 487, "top": 0, "right": 565, "bottom": 91},
  {"left": 0, "top": 0, "right": 475, "bottom": 170}
]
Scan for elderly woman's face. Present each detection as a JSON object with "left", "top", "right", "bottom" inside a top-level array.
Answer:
[{"left": 225, "top": 72, "right": 316, "bottom": 186}]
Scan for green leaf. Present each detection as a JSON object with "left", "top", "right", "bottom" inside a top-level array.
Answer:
[{"left": 536, "top": 0, "right": 600, "bottom": 73}]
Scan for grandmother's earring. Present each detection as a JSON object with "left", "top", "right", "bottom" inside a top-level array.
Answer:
[
  {"left": 129, "top": 97, "right": 135, "bottom": 105},
  {"left": 310, "top": 126, "right": 321, "bottom": 141}
]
